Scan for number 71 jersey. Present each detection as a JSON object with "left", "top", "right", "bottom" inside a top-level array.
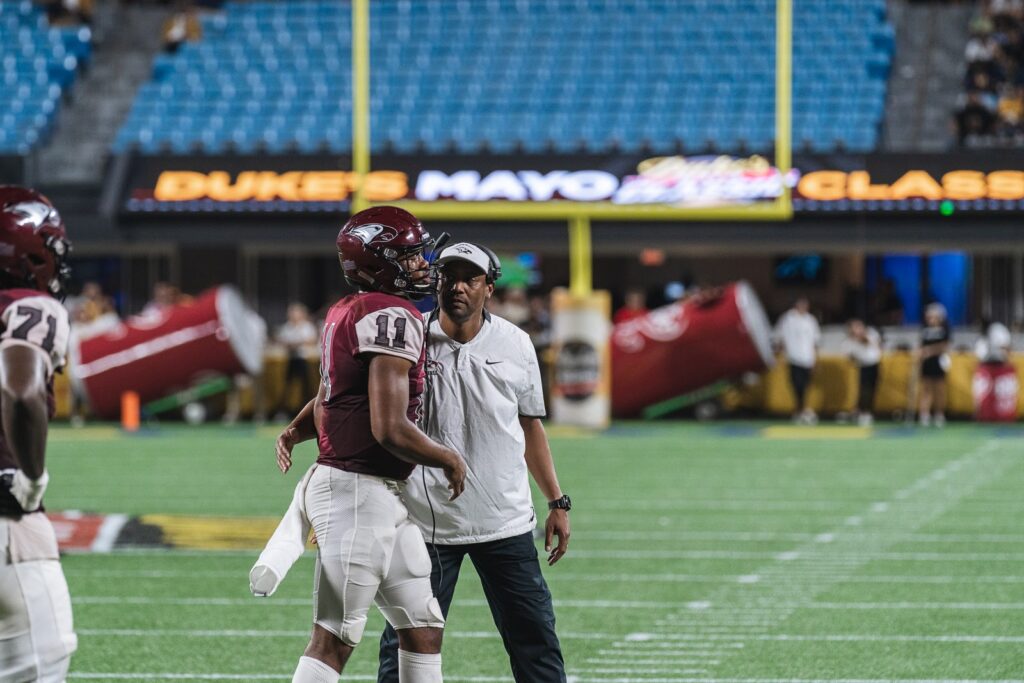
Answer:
[
  {"left": 316, "top": 292, "right": 426, "bottom": 480},
  {"left": 0, "top": 288, "right": 70, "bottom": 476},
  {"left": 0, "top": 288, "right": 70, "bottom": 381}
]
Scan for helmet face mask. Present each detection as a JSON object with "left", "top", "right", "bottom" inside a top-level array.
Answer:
[
  {"left": 337, "top": 207, "right": 439, "bottom": 301},
  {"left": 0, "top": 186, "right": 72, "bottom": 300}
]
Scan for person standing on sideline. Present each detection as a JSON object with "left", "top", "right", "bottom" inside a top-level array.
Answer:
[
  {"left": 0, "top": 186, "right": 77, "bottom": 680},
  {"left": 975, "top": 318, "right": 1012, "bottom": 365},
  {"left": 265, "top": 207, "right": 467, "bottom": 683},
  {"left": 919, "top": 302, "right": 951, "bottom": 427},
  {"left": 842, "top": 318, "right": 882, "bottom": 426},
  {"left": 774, "top": 297, "right": 821, "bottom": 424},
  {"left": 376, "top": 242, "right": 570, "bottom": 683},
  {"left": 274, "top": 302, "right": 318, "bottom": 418}
]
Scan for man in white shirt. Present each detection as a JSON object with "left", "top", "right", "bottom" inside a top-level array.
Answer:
[
  {"left": 774, "top": 297, "right": 821, "bottom": 424},
  {"left": 376, "top": 243, "right": 570, "bottom": 683},
  {"left": 259, "top": 242, "right": 571, "bottom": 682}
]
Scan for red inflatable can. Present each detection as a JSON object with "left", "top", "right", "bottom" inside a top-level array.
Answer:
[
  {"left": 611, "top": 281, "right": 774, "bottom": 417},
  {"left": 973, "top": 363, "right": 1019, "bottom": 422},
  {"left": 72, "top": 286, "right": 266, "bottom": 418}
]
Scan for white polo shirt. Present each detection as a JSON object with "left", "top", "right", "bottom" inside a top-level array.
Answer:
[
  {"left": 403, "top": 312, "right": 546, "bottom": 545},
  {"left": 774, "top": 309, "right": 820, "bottom": 369}
]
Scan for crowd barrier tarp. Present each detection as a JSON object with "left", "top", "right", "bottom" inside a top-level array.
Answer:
[
  {"left": 722, "top": 353, "right": 1024, "bottom": 419},
  {"left": 610, "top": 281, "right": 775, "bottom": 417},
  {"left": 48, "top": 350, "right": 1024, "bottom": 422},
  {"left": 117, "top": 151, "right": 1024, "bottom": 216},
  {"left": 71, "top": 286, "right": 266, "bottom": 418}
]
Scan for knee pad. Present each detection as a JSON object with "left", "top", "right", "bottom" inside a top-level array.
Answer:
[
  {"left": 313, "top": 606, "right": 368, "bottom": 647},
  {"left": 339, "top": 613, "right": 368, "bottom": 647},
  {"left": 375, "top": 523, "right": 445, "bottom": 630}
]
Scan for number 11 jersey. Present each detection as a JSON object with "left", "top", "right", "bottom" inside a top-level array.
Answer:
[{"left": 316, "top": 292, "right": 426, "bottom": 480}]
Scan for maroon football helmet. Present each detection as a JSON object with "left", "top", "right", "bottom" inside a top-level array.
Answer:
[
  {"left": 0, "top": 185, "right": 71, "bottom": 299},
  {"left": 337, "top": 206, "right": 440, "bottom": 300}
]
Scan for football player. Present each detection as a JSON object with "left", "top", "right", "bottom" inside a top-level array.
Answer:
[
  {"left": 0, "top": 186, "right": 76, "bottom": 682},
  {"left": 269, "top": 207, "right": 467, "bottom": 683}
]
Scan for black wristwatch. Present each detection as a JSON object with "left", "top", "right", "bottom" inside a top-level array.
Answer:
[{"left": 548, "top": 494, "right": 571, "bottom": 511}]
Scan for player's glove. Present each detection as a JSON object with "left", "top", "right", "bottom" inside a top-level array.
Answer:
[{"left": 10, "top": 469, "right": 48, "bottom": 512}]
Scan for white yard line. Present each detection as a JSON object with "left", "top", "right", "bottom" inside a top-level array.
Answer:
[
  {"left": 74, "top": 569, "right": 1024, "bottom": 586},
  {"left": 75, "top": 628, "right": 617, "bottom": 641},
  {"left": 68, "top": 676, "right": 1024, "bottom": 683},
  {"left": 75, "top": 627, "right": 1024, "bottom": 644},
  {"left": 568, "top": 549, "right": 1024, "bottom": 561},
  {"left": 87, "top": 594, "right": 1024, "bottom": 613},
  {"left": 624, "top": 632, "right": 1024, "bottom": 644},
  {"left": 583, "top": 530, "right": 1024, "bottom": 544},
  {"left": 548, "top": 572, "right": 1024, "bottom": 584},
  {"left": 586, "top": 440, "right": 1023, "bottom": 673},
  {"left": 67, "top": 676, "right": 520, "bottom": 682}
]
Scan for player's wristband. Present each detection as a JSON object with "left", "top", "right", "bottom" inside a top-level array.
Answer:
[
  {"left": 548, "top": 494, "right": 571, "bottom": 511},
  {"left": 11, "top": 469, "right": 48, "bottom": 512}
]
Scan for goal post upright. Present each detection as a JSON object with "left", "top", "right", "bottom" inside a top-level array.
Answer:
[
  {"left": 353, "top": 0, "right": 793, "bottom": 292},
  {"left": 351, "top": 0, "right": 370, "bottom": 213}
]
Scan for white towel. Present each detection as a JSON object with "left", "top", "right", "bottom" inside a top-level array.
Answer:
[{"left": 249, "top": 464, "right": 316, "bottom": 597}]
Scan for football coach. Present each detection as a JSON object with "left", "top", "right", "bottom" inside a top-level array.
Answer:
[{"left": 377, "top": 242, "right": 571, "bottom": 683}]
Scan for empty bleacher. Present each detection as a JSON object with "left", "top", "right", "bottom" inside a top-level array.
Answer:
[
  {"left": 113, "top": 0, "right": 894, "bottom": 155},
  {"left": 0, "top": 0, "right": 91, "bottom": 154}
]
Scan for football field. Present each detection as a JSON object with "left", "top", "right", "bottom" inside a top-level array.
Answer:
[{"left": 45, "top": 422, "right": 1024, "bottom": 682}]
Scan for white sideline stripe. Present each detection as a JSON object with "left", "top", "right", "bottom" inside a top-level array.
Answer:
[
  {"left": 76, "top": 627, "right": 1024, "bottom": 644},
  {"left": 76, "top": 628, "right": 615, "bottom": 641},
  {"left": 73, "top": 597, "right": 310, "bottom": 607},
  {"left": 69, "top": 596, "right": 690, "bottom": 609},
  {"left": 570, "top": 549, "right": 1024, "bottom": 561},
  {"left": 70, "top": 569, "right": 247, "bottom": 578},
  {"left": 585, "top": 658, "right": 721, "bottom": 665},
  {"left": 567, "top": 680, "right": 1024, "bottom": 683},
  {"left": 595, "top": 498, "right": 1024, "bottom": 512},
  {"left": 69, "top": 676, "right": 309, "bottom": 681},
  {"left": 579, "top": 669, "right": 710, "bottom": 675},
  {"left": 810, "top": 602, "right": 1024, "bottom": 610},
  {"left": 625, "top": 632, "right": 1024, "bottom": 644},
  {"left": 90, "top": 514, "right": 129, "bottom": 553},
  {"left": 70, "top": 570, "right": 1024, "bottom": 585},
  {"left": 67, "top": 676, "right": 518, "bottom": 682},
  {"left": 74, "top": 595, "right": 1024, "bottom": 611},
  {"left": 550, "top": 573, "right": 1024, "bottom": 585},
  {"left": 69, "top": 677, "right": 1024, "bottom": 683},
  {"left": 849, "top": 575, "right": 1024, "bottom": 584}
]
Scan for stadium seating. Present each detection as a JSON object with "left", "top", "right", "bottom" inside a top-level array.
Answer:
[
  {"left": 114, "top": 0, "right": 893, "bottom": 155},
  {"left": 0, "top": 0, "right": 91, "bottom": 153}
]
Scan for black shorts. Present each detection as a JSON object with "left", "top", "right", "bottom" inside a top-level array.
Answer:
[{"left": 921, "top": 356, "right": 946, "bottom": 379}]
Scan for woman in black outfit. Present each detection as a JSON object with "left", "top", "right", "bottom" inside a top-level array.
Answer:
[{"left": 918, "top": 302, "right": 951, "bottom": 427}]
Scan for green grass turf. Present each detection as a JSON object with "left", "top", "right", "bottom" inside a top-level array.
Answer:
[{"left": 43, "top": 422, "right": 1024, "bottom": 681}]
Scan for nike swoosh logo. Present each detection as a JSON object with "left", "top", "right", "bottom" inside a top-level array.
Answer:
[{"left": 485, "top": 359, "right": 503, "bottom": 364}]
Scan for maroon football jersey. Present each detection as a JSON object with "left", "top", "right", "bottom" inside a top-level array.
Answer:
[
  {"left": 0, "top": 288, "right": 70, "bottom": 516},
  {"left": 316, "top": 292, "right": 426, "bottom": 480}
]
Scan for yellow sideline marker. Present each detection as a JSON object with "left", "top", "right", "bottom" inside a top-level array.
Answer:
[
  {"left": 140, "top": 514, "right": 304, "bottom": 551},
  {"left": 762, "top": 425, "right": 872, "bottom": 440}
]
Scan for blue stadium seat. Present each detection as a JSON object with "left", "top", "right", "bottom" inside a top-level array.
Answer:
[
  {"left": 111, "top": 0, "right": 892, "bottom": 155},
  {"left": 0, "top": 0, "right": 90, "bottom": 152}
]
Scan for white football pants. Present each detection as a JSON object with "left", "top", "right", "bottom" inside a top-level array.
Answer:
[
  {"left": 304, "top": 465, "right": 444, "bottom": 646},
  {"left": 0, "top": 514, "right": 76, "bottom": 683}
]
